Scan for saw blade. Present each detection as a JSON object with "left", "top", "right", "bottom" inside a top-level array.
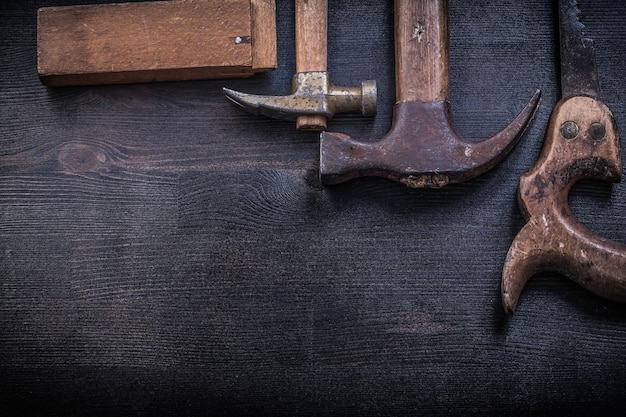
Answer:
[{"left": 559, "top": 0, "right": 600, "bottom": 99}]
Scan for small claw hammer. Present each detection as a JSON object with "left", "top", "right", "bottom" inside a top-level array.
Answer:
[{"left": 224, "top": 0, "right": 377, "bottom": 130}]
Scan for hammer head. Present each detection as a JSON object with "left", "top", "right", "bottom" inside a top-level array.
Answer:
[
  {"left": 223, "top": 71, "right": 377, "bottom": 130},
  {"left": 320, "top": 90, "right": 541, "bottom": 187}
]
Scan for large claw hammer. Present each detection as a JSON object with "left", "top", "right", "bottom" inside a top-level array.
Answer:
[
  {"left": 224, "top": 0, "right": 377, "bottom": 130},
  {"left": 320, "top": 0, "right": 541, "bottom": 187}
]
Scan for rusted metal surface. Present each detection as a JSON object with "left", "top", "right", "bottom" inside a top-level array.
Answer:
[
  {"left": 501, "top": 0, "right": 626, "bottom": 313},
  {"left": 320, "top": 97, "right": 539, "bottom": 187},
  {"left": 319, "top": 0, "right": 540, "bottom": 187}
]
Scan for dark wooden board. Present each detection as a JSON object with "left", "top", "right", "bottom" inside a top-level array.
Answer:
[{"left": 2, "top": 0, "right": 626, "bottom": 415}]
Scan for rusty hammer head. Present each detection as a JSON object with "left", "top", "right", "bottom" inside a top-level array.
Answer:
[
  {"left": 223, "top": 71, "right": 377, "bottom": 130},
  {"left": 320, "top": 94, "right": 540, "bottom": 187},
  {"left": 320, "top": 0, "right": 541, "bottom": 187}
]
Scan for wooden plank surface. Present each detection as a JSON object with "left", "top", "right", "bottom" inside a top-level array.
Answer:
[
  {"left": 37, "top": 0, "right": 277, "bottom": 86},
  {"left": 2, "top": 0, "right": 626, "bottom": 415},
  {"left": 251, "top": 0, "right": 277, "bottom": 71}
]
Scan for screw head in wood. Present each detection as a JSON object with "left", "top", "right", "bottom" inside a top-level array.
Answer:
[{"left": 560, "top": 120, "right": 579, "bottom": 139}]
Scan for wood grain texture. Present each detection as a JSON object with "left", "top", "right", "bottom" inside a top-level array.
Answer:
[
  {"left": 294, "top": 0, "right": 328, "bottom": 130},
  {"left": 294, "top": 0, "right": 327, "bottom": 72},
  {"left": 37, "top": 0, "right": 277, "bottom": 86},
  {"left": 395, "top": 0, "right": 449, "bottom": 102},
  {"left": 251, "top": 0, "right": 278, "bottom": 71},
  {"left": 2, "top": 0, "right": 626, "bottom": 416}
]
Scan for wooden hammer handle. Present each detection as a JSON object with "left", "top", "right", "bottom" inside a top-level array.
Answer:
[
  {"left": 395, "top": 0, "right": 449, "bottom": 102},
  {"left": 295, "top": 0, "right": 328, "bottom": 130},
  {"left": 295, "top": 0, "right": 327, "bottom": 72}
]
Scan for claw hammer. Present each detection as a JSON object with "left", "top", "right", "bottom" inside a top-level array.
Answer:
[
  {"left": 320, "top": 0, "right": 541, "bottom": 187},
  {"left": 224, "top": 0, "right": 377, "bottom": 130}
]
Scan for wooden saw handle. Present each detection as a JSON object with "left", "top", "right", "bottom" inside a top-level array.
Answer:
[
  {"left": 395, "top": 0, "right": 449, "bottom": 102},
  {"left": 295, "top": 0, "right": 328, "bottom": 130},
  {"left": 502, "top": 95, "right": 626, "bottom": 313}
]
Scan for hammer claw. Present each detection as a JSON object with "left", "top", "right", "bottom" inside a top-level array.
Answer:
[
  {"left": 223, "top": 86, "right": 332, "bottom": 121},
  {"left": 224, "top": 71, "right": 376, "bottom": 127},
  {"left": 460, "top": 90, "right": 542, "bottom": 178}
]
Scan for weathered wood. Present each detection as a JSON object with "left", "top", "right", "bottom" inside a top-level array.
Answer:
[
  {"left": 37, "top": 0, "right": 277, "bottom": 86},
  {"left": 295, "top": 0, "right": 326, "bottom": 74},
  {"left": 3, "top": 0, "right": 626, "bottom": 415},
  {"left": 251, "top": 0, "right": 278, "bottom": 71},
  {"left": 503, "top": 95, "right": 626, "bottom": 313},
  {"left": 294, "top": 0, "right": 328, "bottom": 130},
  {"left": 395, "top": 0, "right": 449, "bottom": 102}
]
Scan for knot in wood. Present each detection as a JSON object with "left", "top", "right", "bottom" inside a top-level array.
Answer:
[{"left": 58, "top": 142, "right": 108, "bottom": 173}]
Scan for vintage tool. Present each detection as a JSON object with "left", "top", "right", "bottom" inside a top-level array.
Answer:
[
  {"left": 38, "top": 0, "right": 277, "bottom": 86},
  {"left": 319, "top": 0, "right": 541, "bottom": 187},
  {"left": 223, "top": 0, "right": 377, "bottom": 131},
  {"left": 501, "top": 0, "right": 626, "bottom": 314}
]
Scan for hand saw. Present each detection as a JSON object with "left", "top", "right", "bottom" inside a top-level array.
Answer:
[{"left": 501, "top": 0, "right": 626, "bottom": 313}]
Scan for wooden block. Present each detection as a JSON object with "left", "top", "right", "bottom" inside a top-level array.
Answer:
[
  {"left": 251, "top": 0, "right": 277, "bottom": 72},
  {"left": 37, "top": 0, "right": 277, "bottom": 86}
]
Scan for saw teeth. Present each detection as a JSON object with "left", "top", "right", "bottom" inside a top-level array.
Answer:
[{"left": 567, "top": 0, "right": 590, "bottom": 41}]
